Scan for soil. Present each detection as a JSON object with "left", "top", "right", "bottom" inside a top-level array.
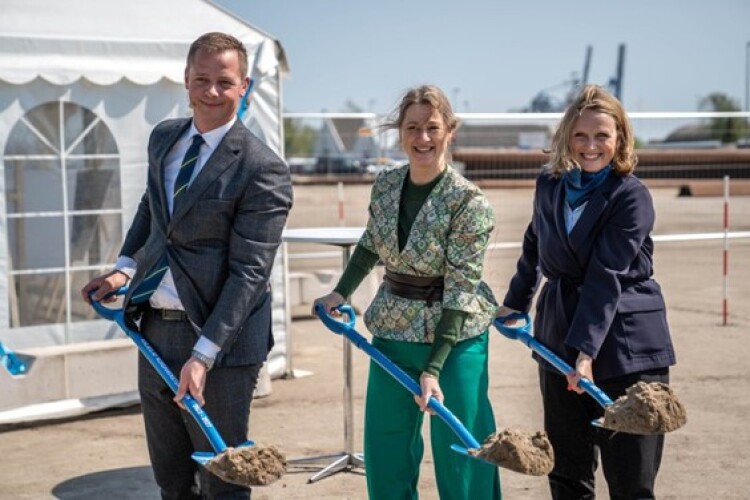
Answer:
[
  {"left": 204, "top": 445, "right": 286, "bottom": 487},
  {"left": 471, "top": 428, "right": 554, "bottom": 476},
  {"left": 601, "top": 381, "right": 688, "bottom": 434}
]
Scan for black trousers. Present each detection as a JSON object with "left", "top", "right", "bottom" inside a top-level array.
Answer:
[
  {"left": 138, "top": 308, "right": 261, "bottom": 500},
  {"left": 539, "top": 366, "right": 668, "bottom": 500}
]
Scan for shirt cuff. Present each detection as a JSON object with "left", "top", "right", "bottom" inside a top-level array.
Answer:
[
  {"left": 194, "top": 336, "right": 221, "bottom": 359},
  {"left": 114, "top": 256, "right": 137, "bottom": 279}
]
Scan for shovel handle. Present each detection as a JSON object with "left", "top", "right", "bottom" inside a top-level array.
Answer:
[
  {"left": 315, "top": 304, "right": 482, "bottom": 450},
  {"left": 493, "top": 316, "right": 614, "bottom": 407},
  {"left": 90, "top": 288, "right": 229, "bottom": 453}
]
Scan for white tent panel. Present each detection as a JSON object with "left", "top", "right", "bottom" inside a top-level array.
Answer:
[{"left": 0, "top": 0, "right": 291, "bottom": 419}]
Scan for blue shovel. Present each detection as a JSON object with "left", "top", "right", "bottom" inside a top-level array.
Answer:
[
  {"left": 493, "top": 313, "right": 614, "bottom": 408},
  {"left": 88, "top": 288, "right": 254, "bottom": 466},
  {"left": 0, "top": 340, "right": 31, "bottom": 376},
  {"left": 315, "top": 303, "right": 504, "bottom": 468},
  {"left": 493, "top": 313, "right": 687, "bottom": 434}
]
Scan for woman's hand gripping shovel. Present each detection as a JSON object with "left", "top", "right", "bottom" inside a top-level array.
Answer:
[
  {"left": 494, "top": 313, "right": 687, "bottom": 434},
  {"left": 89, "top": 287, "right": 286, "bottom": 487},
  {"left": 315, "top": 304, "right": 554, "bottom": 475}
]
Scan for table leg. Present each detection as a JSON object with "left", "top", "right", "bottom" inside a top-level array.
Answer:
[{"left": 287, "top": 244, "right": 365, "bottom": 482}]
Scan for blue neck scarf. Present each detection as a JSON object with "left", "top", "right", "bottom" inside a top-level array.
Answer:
[{"left": 563, "top": 164, "right": 612, "bottom": 209}]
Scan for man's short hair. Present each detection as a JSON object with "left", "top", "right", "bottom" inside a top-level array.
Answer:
[{"left": 187, "top": 32, "right": 248, "bottom": 78}]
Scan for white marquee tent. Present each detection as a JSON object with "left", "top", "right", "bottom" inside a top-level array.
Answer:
[{"left": 0, "top": 0, "right": 291, "bottom": 421}]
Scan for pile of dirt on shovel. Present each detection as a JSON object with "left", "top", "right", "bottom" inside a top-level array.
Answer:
[
  {"left": 204, "top": 445, "right": 287, "bottom": 486},
  {"left": 471, "top": 428, "right": 554, "bottom": 476},
  {"left": 601, "top": 381, "right": 687, "bottom": 434}
]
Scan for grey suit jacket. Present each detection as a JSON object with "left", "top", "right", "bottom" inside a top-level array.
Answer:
[{"left": 121, "top": 118, "right": 293, "bottom": 367}]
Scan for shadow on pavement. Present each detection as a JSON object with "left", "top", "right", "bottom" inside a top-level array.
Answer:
[{"left": 52, "top": 466, "right": 158, "bottom": 499}]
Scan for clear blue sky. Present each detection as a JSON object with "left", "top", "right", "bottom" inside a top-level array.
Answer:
[{"left": 216, "top": 0, "right": 750, "bottom": 114}]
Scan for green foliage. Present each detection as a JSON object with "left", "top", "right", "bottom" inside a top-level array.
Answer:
[
  {"left": 284, "top": 118, "right": 316, "bottom": 156},
  {"left": 699, "top": 93, "right": 749, "bottom": 144}
]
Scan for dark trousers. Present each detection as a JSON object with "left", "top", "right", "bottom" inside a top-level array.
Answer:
[
  {"left": 539, "top": 366, "right": 668, "bottom": 500},
  {"left": 139, "top": 308, "right": 261, "bottom": 500}
]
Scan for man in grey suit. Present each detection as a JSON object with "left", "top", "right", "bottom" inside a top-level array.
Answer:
[{"left": 82, "top": 32, "right": 293, "bottom": 499}]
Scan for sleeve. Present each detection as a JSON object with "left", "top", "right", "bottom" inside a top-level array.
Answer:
[
  {"left": 120, "top": 125, "right": 161, "bottom": 260},
  {"left": 357, "top": 182, "right": 381, "bottom": 256},
  {"left": 503, "top": 221, "right": 541, "bottom": 312},
  {"left": 423, "top": 308, "right": 467, "bottom": 377},
  {"left": 503, "top": 181, "right": 542, "bottom": 312},
  {"left": 114, "top": 256, "right": 137, "bottom": 279},
  {"left": 119, "top": 190, "right": 151, "bottom": 260},
  {"left": 442, "top": 190, "right": 495, "bottom": 312},
  {"left": 334, "top": 244, "right": 379, "bottom": 299},
  {"left": 565, "top": 181, "right": 655, "bottom": 358},
  {"left": 199, "top": 148, "right": 294, "bottom": 350}
]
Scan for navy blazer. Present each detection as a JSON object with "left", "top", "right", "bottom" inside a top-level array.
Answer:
[
  {"left": 121, "top": 118, "right": 293, "bottom": 367},
  {"left": 503, "top": 170, "right": 675, "bottom": 380}
]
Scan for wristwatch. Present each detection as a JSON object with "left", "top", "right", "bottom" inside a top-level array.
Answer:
[{"left": 190, "top": 349, "right": 215, "bottom": 371}]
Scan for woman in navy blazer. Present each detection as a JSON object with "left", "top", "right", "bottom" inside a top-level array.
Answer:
[{"left": 498, "top": 85, "right": 676, "bottom": 499}]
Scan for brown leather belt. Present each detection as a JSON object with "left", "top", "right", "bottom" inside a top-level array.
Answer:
[
  {"left": 149, "top": 307, "right": 188, "bottom": 321},
  {"left": 383, "top": 270, "right": 444, "bottom": 306}
]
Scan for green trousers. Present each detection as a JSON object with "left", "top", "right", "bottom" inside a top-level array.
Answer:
[{"left": 364, "top": 332, "right": 502, "bottom": 500}]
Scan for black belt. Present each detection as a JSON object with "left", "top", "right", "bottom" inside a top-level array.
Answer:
[
  {"left": 383, "top": 270, "right": 444, "bottom": 306},
  {"left": 149, "top": 307, "right": 188, "bottom": 322}
]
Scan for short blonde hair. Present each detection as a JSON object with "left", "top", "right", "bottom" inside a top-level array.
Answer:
[{"left": 546, "top": 85, "right": 636, "bottom": 177}]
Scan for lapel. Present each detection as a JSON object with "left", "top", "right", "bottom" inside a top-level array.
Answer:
[
  {"left": 401, "top": 166, "right": 448, "bottom": 255},
  {"left": 169, "top": 120, "right": 242, "bottom": 228},
  {"left": 567, "top": 172, "right": 620, "bottom": 253},
  {"left": 157, "top": 120, "right": 191, "bottom": 227},
  {"left": 381, "top": 166, "right": 407, "bottom": 257},
  {"left": 551, "top": 177, "right": 570, "bottom": 252}
]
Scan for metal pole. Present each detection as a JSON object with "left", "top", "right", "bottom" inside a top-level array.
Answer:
[
  {"left": 746, "top": 41, "right": 750, "bottom": 112},
  {"left": 282, "top": 242, "right": 295, "bottom": 378},
  {"left": 342, "top": 245, "right": 354, "bottom": 455},
  {"left": 723, "top": 176, "right": 730, "bottom": 326}
]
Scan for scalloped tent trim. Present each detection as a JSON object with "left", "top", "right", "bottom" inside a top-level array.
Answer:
[{"left": 0, "top": 0, "right": 288, "bottom": 86}]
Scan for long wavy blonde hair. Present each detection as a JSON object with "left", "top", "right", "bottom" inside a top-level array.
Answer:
[{"left": 546, "top": 84, "right": 637, "bottom": 177}]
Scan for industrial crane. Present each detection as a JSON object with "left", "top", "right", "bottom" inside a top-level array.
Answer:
[{"left": 525, "top": 44, "right": 625, "bottom": 112}]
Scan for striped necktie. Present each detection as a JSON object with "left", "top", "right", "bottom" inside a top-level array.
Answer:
[
  {"left": 130, "top": 134, "right": 204, "bottom": 304},
  {"left": 173, "top": 134, "right": 205, "bottom": 205}
]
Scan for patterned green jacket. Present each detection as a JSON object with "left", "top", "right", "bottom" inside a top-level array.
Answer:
[{"left": 361, "top": 164, "right": 498, "bottom": 343}]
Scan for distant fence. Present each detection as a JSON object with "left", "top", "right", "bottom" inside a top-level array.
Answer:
[
  {"left": 454, "top": 149, "right": 750, "bottom": 180},
  {"left": 283, "top": 111, "right": 750, "bottom": 181}
]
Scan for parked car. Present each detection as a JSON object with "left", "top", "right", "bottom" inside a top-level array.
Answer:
[{"left": 314, "top": 157, "right": 366, "bottom": 175}]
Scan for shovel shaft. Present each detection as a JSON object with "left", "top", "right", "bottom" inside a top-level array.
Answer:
[
  {"left": 316, "top": 305, "right": 481, "bottom": 450},
  {"left": 493, "top": 318, "right": 614, "bottom": 407},
  {"left": 90, "top": 292, "right": 228, "bottom": 453}
]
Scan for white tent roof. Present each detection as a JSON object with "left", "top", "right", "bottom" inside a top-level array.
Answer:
[{"left": 0, "top": 0, "right": 289, "bottom": 85}]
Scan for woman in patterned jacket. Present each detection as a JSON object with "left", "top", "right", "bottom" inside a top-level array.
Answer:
[{"left": 314, "top": 85, "right": 502, "bottom": 499}]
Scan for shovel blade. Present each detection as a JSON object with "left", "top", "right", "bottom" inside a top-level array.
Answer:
[
  {"left": 191, "top": 440, "right": 256, "bottom": 465},
  {"left": 192, "top": 451, "right": 219, "bottom": 465},
  {"left": 449, "top": 444, "right": 494, "bottom": 466},
  {"left": 1, "top": 352, "right": 31, "bottom": 376}
]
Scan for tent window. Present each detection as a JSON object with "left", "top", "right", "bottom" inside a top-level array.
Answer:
[{"left": 3, "top": 101, "right": 122, "bottom": 328}]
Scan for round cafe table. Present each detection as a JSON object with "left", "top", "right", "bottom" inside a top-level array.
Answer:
[{"left": 282, "top": 227, "right": 366, "bottom": 482}]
